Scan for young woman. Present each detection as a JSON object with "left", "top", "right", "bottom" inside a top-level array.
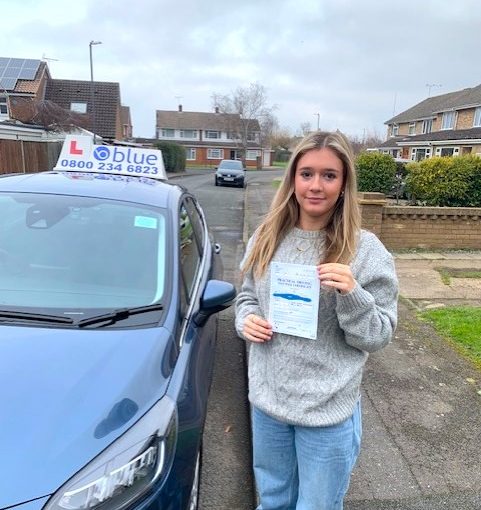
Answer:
[{"left": 235, "top": 131, "right": 398, "bottom": 510}]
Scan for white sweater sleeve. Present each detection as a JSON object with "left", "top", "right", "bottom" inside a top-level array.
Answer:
[
  {"left": 234, "top": 235, "right": 263, "bottom": 339},
  {"left": 335, "top": 232, "right": 399, "bottom": 353}
]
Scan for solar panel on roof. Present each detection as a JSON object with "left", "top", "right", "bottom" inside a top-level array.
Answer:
[
  {"left": 0, "top": 57, "right": 41, "bottom": 90},
  {"left": 7, "top": 58, "right": 23, "bottom": 67},
  {"left": 0, "top": 78, "right": 17, "bottom": 90}
]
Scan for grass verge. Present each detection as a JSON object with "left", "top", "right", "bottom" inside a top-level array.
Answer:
[{"left": 418, "top": 306, "right": 481, "bottom": 369}]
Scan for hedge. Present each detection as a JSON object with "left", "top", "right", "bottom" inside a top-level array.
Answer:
[
  {"left": 355, "top": 152, "right": 397, "bottom": 195},
  {"left": 406, "top": 155, "right": 481, "bottom": 207},
  {"left": 153, "top": 141, "right": 186, "bottom": 173}
]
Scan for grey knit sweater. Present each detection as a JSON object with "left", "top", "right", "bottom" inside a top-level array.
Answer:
[{"left": 235, "top": 227, "right": 398, "bottom": 427}]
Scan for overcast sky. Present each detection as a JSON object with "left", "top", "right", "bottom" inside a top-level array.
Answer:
[{"left": 2, "top": 0, "right": 481, "bottom": 139}]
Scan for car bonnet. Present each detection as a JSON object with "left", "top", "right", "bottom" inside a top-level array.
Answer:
[{"left": 0, "top": 324, "right": 175, "bottom": 507}]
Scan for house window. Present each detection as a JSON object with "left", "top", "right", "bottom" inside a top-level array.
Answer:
[
  {"left": 473, "top": 107, "right": 481, "bottom": 127},
  {"left": 180, "top": 130, "right": 197, "bottom": 138},
  {"left": 205, "top": 130, "right": 220, "bottom": 139},
  {"left": 186, "top": 148, "right": 196, "bottom": 160},
  {"left": 246, "top": 150, "right": 261, "bottom": 160},
  {"left": 0, "top": 96, "right": 8, "bottom": 116},
  {"left": 227, "top": 131, "right": 240, "bottom": 140},
  {"left": 422, "top": 119, "right": 433, "bottom": 134},
  {"left": 160, "top": 128, "right": 175, "bottom": 137},
  {"left": 391, "top": 124, "right": 399, "bottom": 136},
  {"left": 441, "top": 111, "right": 455, "bottom": 130},
  {"left": 247, "top": 132, "right": 258, "bottom": 142},
  {"left": 70, "top": 102, "right": 87, "bottom": 113},
  {"left": 408, "top": 123, "right": 416, "bottom": 135},
  {"left": 413, "top": 148, "right": 431, "bottom": 161},
  {"left": 207, "top": 148, "right": 224, "bottom": 159},
  {"left": 440, "top": 147, "right": 455, "bottom": 157}
]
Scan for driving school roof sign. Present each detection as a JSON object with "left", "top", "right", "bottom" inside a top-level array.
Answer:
[{"left": 54, "top": 135, "right": 167, "bottom": 180}]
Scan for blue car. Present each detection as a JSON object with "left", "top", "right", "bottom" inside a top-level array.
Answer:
[{"left": 0, "top": 170, "right": 235, "bottom": 510}]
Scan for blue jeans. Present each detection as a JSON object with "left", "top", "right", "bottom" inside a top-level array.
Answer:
[{"left": 252, "top": 400, "right": 361, "bottom": 510}]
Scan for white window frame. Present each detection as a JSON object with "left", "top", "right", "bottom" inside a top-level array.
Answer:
[
  {"left": 408, "top": 123, "right": 416, "bottom": 135},
  {"left": 473, "top": 107, "right": 481, "bottom": 127},
  {"left": 391, "top": 124, "right": 399, "bottom": 136},
  {"left": 227, "top": 131, "right": 240, "bottom": 140},
  {"left": 205, "top": 130, "right": 220, "bottom": 139},
  {"left": 70, "top": 102, "right": 87, "bottom": 113},
  {"left": 413, "top": 147, "right": 431, "bottom": 161},
  {"left": 207, "top": 148, "right": 224, "bottom": 159},
  {"left": 0, "top": 96, "right": 8, "bottom": 116},
  {"left": 186, "top": 148, "right": 196, "bottom": 161},
  {"left": 246, "top": 150, "right": 261, "bottom": 160},
  {"left": 441, "top": 111, "right": 456, "bottom": 130},
  {"left": 440, "top": 147, "right": 455, "bottom": 157},
  {"left": 422, "top": 119, "right": 433, "bottom": 134},
  {"left": 180, "top": 129, "right": 197, "bottom": 139},
  {"left": 160, "top": 128, "right": 175, "bottom": 137}
]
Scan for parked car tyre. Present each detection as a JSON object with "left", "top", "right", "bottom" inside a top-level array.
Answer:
[{"left": 215, "top": 177, "right": 219, "bottom": 186}]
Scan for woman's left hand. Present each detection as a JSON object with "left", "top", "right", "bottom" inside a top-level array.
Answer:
[{"left": 317, "top": 263, "right": 356, "bottom": 295}]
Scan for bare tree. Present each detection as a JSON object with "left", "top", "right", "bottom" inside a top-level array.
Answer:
[
  {"left": 348, "top": 130, "right": 384, "bottom": 155},
  {"left": 270, "top": 127, "right": 294, "bottom": 151},
  {"left": 299, "top": 122, "right": 312, "bottom": 136},
  {"left": 10, "top": 97, "right": 90, "bottom": 132},
  {"left": 212, "top": 82, "right": 277, "bottom": 158}
]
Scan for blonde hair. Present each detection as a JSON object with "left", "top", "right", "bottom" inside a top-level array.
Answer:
[{"left": 242, "top": 130, "right": 360, "bottom": 278}]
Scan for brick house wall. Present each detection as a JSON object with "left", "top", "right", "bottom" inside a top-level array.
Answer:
[{"left": 456, "top": 108, "right": 475, "bottom": 130}]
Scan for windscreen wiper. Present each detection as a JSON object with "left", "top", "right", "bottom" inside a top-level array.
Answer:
[
  {"left": 0, "top": 310, "right": 74, "bottom": 324},
  {"left": 76, "top": 303, "right": 164, "bottom": 328}
]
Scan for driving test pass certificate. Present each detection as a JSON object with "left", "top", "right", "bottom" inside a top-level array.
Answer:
[{"left": 269, "top": 262, "right": 320, "bottom": 339}]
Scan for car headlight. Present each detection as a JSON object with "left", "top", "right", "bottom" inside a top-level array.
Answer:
[{"left": 43, "top": 396, "right": 177, "bottom": 510}]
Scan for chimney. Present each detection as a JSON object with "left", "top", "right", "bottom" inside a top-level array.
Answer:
[
  {"left": 215, "top": 106, "right": 219, "bottom": 114},
  {"left": 178, "top": 104, "right": 183, "bottom": 112}
]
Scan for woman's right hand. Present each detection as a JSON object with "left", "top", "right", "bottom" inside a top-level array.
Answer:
[{"left": 243, "top": 314, "right": 273, "bottom": 343}]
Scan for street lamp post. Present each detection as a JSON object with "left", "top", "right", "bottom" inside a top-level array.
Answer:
[
  {"left": 314, "top": 113, "right": 320, "bottom": 131},
  {"left": 89, "top": 40, "right": 102, "bottom": 143}
]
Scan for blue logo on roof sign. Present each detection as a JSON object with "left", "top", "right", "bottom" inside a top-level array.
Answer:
[
  {"left": 54, "top": 135, "right": 167, "bottom": 180},
  {"left": 93, "top": 146, "right": 110, "bottom": 161}
]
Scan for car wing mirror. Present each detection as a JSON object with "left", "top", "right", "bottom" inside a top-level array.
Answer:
[{"left": 194, "top": 279, "right": 236, "bottom": 326}]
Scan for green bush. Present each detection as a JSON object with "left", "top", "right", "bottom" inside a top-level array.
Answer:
[
  {"left": 355, "top": 152, "right": 397, "bottom": 194},
  {"left": 406, "top": 156, "right": 481, "bottom": 207},
  {"left": 153, "top": 141, "right": 186, "bottom": 173}
]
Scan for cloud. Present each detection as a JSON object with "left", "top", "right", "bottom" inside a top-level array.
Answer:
[{"left": 1, "top": 0, "right": 481, "bottom": 138}]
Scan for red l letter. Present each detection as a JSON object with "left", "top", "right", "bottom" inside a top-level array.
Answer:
[{"left": 70, "top": 141, "right": 83, "bottom": 155}]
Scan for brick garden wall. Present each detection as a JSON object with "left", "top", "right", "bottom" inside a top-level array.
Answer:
[{"left": 359, "top": 192, "right": 481, "bottom": 250}]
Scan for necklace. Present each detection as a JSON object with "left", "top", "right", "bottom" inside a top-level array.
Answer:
[{"left": 296, "top": 239, "right": 311, "bottom": 252}]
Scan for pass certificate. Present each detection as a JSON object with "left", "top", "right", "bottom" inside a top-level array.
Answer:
[{"left": 269, "top": 261, "right": 320, "bottom": 339}]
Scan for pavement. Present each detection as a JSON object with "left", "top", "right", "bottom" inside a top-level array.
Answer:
[{"left": 243, "top": 180, "right": 481, "bottom": 510}]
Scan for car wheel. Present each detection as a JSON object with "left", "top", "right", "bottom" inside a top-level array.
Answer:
[
  {"left": 187, "top": 449, "right": 201, "bottom": 510},
  {"left": 215, "top": 177, "right": 218, "bottom": 186}
]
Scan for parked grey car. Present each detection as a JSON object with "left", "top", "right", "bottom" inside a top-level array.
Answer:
[{"left": 214, "top": 160, "right": 245, "bottom": 188}]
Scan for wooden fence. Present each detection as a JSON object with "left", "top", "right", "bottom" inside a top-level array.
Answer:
[{"left": 0, "top": 139, "right": 62, "bottom": 174}]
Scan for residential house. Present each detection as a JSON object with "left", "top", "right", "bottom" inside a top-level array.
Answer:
[
  {"left": 380, "top": 84, "right": 481, "bottom": 161},
  {"left": 0, "top": 58, "right": 51, "bottom": 121},
  {"left": 1, "top": 56, "right": 132, "bottom": 142},
  {"left": 153, "top": 105, "right": 272, "bottom": 167},
  {"left": 45, "top": 79, "right": 124, "bottom": 141}
]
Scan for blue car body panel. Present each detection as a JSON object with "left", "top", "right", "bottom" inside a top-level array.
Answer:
[
  {"left": 0, "top": 325, "right": 174, "bottom": 507},
  {"left": 0, "top": 170, "right": 233, "bottom": 509}
]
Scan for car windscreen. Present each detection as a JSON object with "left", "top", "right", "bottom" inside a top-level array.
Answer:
[
  {"left": 219, "top": 161, "right": 243, "bottom": 170},
  {"left": 0, "top": 192, "right": 167, "bottom": 311}
]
